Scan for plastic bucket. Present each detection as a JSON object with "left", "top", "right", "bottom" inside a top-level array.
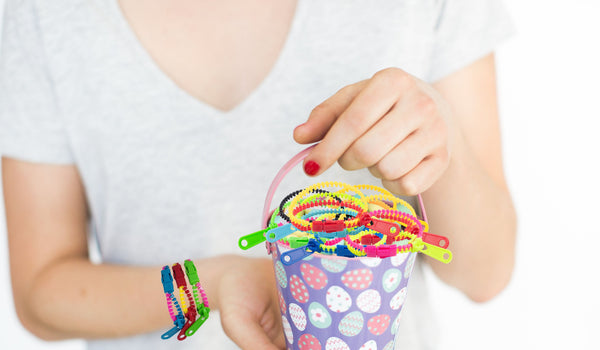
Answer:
[
  {"left": 258, "top": 146, "right": 427, "bottom": 350},
  {"left": 271, "top": 243, "right": 417, "bottom": 350}
]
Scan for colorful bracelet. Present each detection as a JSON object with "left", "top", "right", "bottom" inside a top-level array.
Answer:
[
  {"left": 160, "top": 266, "right": 186, "bottom": 340},
  {"left": 242, "top": 181, "right": 453, "bottom": 264},
  {"left": 160, "top": 261, "right": 210, "bottom": 341}
]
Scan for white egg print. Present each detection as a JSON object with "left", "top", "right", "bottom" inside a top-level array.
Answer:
[
  {"left": 390, "top": 287, "right": 408, "bottom": 310},
  {"left": 360, "top": 339, "right": 378, "bottom": 350},
  {"left": 404, "top": 253, "right": 416, "bottom": 279},
  {"left": 281, "top": 315, "right": 293, "bottom": 344},
  {"left": 356, "top": 289, "right": 381, "bottom": 313},
  {"left": 325, "top": 337, "right": 350, "bottom": 350},
  {"left": 391, "top": 312, "right": 402, "bottom": 335},
  {"left": 360, "top": 257, "right": 382, "bottom": 267},
  {"left": 390, "top": 251, "right": 410, "bottom": 266},
  {"left": 326, "top": 285, "right": 352, "bottom": 312},
  {"left": 288, "top": 303, "right": 307, "bottom": 331},
  {"left": 382, "top": 340, "right": 395, "bottom": 350}
]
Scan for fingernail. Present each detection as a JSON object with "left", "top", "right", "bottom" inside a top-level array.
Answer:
[{"left": 304, "top": 160, "right": 320, "bottom": 176}]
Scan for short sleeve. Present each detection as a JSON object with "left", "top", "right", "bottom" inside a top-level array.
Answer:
[
  {"left": 426, "top": 0, "right": 515, "bottom": 83},
  {"left": 0, "top": 0, "right": 74, "bottom": 164}
]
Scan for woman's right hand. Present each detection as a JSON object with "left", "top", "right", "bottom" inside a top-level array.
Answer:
[{"left": 218, "top": 256, "right": 285, "bottom": 350}]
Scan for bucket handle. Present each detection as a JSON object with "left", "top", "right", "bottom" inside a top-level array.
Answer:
[{"left": 261, "top": 145, "right": 428, "bottom": 229}]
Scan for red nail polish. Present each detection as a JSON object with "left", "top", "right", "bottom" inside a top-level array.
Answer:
[{"left": 304, "top": 160, "right": 320, "bottom": 176}]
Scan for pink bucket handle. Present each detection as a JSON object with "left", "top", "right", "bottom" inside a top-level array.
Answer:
[{"left": 261, "top": 145, "right": 428, "bottom": 228}]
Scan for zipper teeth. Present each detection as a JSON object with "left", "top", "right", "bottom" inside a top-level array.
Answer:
[
  {"left": 372, "top": 209, "right": 423, "bottom": 234},
  {"left": 291, "top": 200, "right": 364, "bottom": 230},
  {"left": 366, "top": 194, "right": 417, "bottom": 216},
  {"left": 287, "top": 181, "right": 369, "bottom": 224},
  {"left": 270, "top": 181, "right": 431, "bottom": 258},
  {"left": 367, "top": 209, "right": 421, "bottom": 251},
  {"left": 320, "top": 244, "right": 336, "bottom": 253},
  {"left": 179, "top": 286, "right": 188, "bottom": 313}
]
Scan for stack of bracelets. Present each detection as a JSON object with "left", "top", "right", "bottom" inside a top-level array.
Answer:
[
  {"left": 160, "top": 260, "right": 210, "bottom": 341},
  {"left": 239, "top": 181, "right": 453, "bottom": 265}
]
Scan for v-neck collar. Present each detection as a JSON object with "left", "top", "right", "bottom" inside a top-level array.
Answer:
[{"left": 109, "top": 0, "right": 307, "bottom": 116}]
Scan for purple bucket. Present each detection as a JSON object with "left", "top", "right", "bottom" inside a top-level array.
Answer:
[
  {"left": 257, "top": 146, "right": 426, "bottom": 350},
  {"left": 271, "top": 244, "right": 417, "bottom": 350}
]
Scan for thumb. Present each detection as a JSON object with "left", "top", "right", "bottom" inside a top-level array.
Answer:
[
  {"left": 222, "top": 312, "right": 283, "bottom": 350},
  {"left": 293, "top": 80, "right": 366, "bottom": 145}
]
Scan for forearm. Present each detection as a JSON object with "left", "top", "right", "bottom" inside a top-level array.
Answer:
[
  {"left": 423, "top": 130, "right": 516, "bottom": 302},
  {"left": 18, "top": 254, "right": 235, "bottom": 340}
]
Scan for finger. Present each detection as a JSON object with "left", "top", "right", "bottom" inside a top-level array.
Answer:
[
  {"left": 368, "top": 125, "right": 444, "bottom": 180},
  {"left": 221, "top": 308, "right": 283, "bottom": 350},
  {"left": 293, "top": 80, "right": 367, "bottom": 145},
  {"left": 382, "top": 155, "right": 449, "bottom": 196},
  {"left": 338, "top": 89, "right": 425, "bottom": 171},
  {"left": 304, "top": 68, "right": 415, "bottom": 176}
]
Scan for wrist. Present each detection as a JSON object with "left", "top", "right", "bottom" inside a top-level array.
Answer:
[{"left": 199, "top": 254, "right": 244, "bottom": 311}]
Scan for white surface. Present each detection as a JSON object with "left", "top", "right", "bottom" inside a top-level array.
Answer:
[{"left": 1, "top": 0, "right": 598, "bottom": 348}]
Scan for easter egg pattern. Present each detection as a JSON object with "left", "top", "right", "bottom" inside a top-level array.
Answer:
[
  {"left": 272, "top": 245, "right": 417, "bottom": 347},
  {"left": 359, "top": 340, "right": 378, "bottom": 350},
  {"left": 390, "top": 287, "right": 407, "bottom": 310},
  {"left": 325, "top": 337, "right": 350, "bottom": 350},
  {"left": 321, "top": 258, "right": 347, "bottom": 273},
  {"left": 301, "top": 263, "right": 328, "bottom": 290},
  {"left": 382, "top": 340, "right": 395, "bottom": 350},
  {"left": 341, "top": 269, "right": 373, "bottom": 290},
  {"left": 326, "top": 285, "right": 352, "bottom": 313},
  {"left": 367, "top": 314, "right": 391, "bottom": 335},
  {"left": 275, "top": 261, "right": 287, "bottom": 288},
  {"left": 390, "top": 252, "right": 410, "bottom": 266},
  {"left": 289, "top": 303, "right": 307, "bottom": 331},
  {"left": 382, "top": 268, "right": 402, "bottom": 293},
  {"left": 360, "top": 257, "right": 382, "bottom": 267},
  {"left": 356, "top": 289, "right": 381, "bottom": 313},
  {"left": 338, "top": 311, "right": 364, "bottom": 337},
  {"left": 391, "top": 312, "right": 402, "bottom": 335},
  {"left": 404, "top": 254, "right": 416, "bottom": 279},
  {"left": 290, "top": 274, "right": 310, "bottom": 303},
  {"left": 279, "top": 292, "right": 286, "bottom": 315},
  {"left": 308, "top": 302, "right": 332, "bottom": 328},
  {"left": 282, "top": 315, "right": 293, "bottom": 344},
  {"left": 298, "top": 334, "right": 322, "bottom": 350}
]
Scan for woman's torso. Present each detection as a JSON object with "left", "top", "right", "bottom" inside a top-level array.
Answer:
[
  {"left": 117, "top": 0, "right": 298, "bottom": 112},
  {"left": 28, "top": 0, "right": 440, "bottom": 348}
]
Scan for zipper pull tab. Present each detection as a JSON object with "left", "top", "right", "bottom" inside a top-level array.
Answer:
[
  {"left": 280, "top": 246, "right": 315, "bottom": 265},
  {"left": 266, "top": 223, "right": 298, "bottom": 242},
  {"left": 178, "top": 306, "right": 197, "bottom": 340},
  {"left": 285, "top": 236, "right": 309, "bottom": 248},
  {"left": 185, "top": 306, "right": 210, "bottom": 337},
  {"left": 161, "top": 325, "right": 181, "bottom": 340},
  {"left": 161, "top": 313, "right": 186, "bottom": 340},
  {"left": 413, "top": 238, "right": 452, "bottom": 264},
  {"left": 367, "top": 218, "right": 401, "bottom": 238},
  {"left": 421, "top": 232, "right": 450, "bottom": 248},
  {"left": 238, "top": 228, "right": 269, "bottom": 250}
]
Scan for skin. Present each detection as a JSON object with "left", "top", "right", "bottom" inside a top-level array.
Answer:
[{"left": 3, "top": 0, "right": 516, "bottom": 349}]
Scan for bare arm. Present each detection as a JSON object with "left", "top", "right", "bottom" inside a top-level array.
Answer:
[
  {"left": 425, "top": 54, "right": 516, "bottom": 301},
  {"left": 2, "top": 158, "right": 246, "bottom": 340},
  {"left": 294, "top": 54, "right": 516, "bottom": 302}
]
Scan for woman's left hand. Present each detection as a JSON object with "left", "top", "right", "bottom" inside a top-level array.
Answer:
[{"left": 294, "top": 67, "right": 455, "bottom": 196}]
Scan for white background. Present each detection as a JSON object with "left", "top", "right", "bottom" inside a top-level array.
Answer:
[{"left": 1, "top": 0, "right": 599, "bottom": 349}]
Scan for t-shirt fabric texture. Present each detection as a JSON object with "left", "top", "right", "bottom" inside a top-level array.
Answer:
[{"left": 0, "top": 0, "right": 513, "bottom": 349}]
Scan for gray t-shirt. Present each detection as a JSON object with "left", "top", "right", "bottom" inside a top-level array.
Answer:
[{"left": 0, "top": 0, "right": 513, "bottom": 349}]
